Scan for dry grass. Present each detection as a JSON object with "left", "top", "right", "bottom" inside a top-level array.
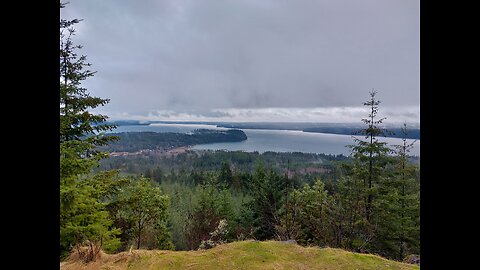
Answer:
[{"left": 60, "top": 240, "right": 420, "bottom": 270}]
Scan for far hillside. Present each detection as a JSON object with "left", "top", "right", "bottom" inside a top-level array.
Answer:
[
  {"left": 105, "top": 120, "right": 420, "bottom": 139},
  {"left": 302, "top": 127, "right": 420, "bottom": 139},
  {"left": 101, "top": 129, "right": 247, "bottom": 152}
]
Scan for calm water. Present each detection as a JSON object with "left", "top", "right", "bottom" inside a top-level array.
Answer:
[{"left": 110, "top": 123, "right": 420, "bottom": 156}]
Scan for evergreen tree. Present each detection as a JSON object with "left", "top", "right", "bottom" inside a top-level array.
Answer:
[
  {"left": 392, "top": 123, "right": 420, "bottom": 258},
  {"left": 60, "top": 171, "right": 126, "bottom": 260},
  {"left": 275, "top": 162, "right": 301, "bottom": 241},
  {"left": 218, "top": 161, "right": 233, "bottom": 187},
  {"left": 247, "top": 162, "right": 284, "bottom": 240},
  {"left": 217, "top": 188, "right": 237, "bottom": 240},
  {"left": 339, "top": 90, "right": 393, "bottom": 253},
  {"left": 369, "top": 123, "right": 420, "bottom": 259},
  {"left": 60, "top": 5, "right": 116, "bottom": 145},
  {"left": 154, "top": 221, "right": 175, "bottom": 250},
  {"left": 336, "top": 173, "right": 373, "bottom": 251},
  {"left": 348, "top": 90, "right": 392, "bottom": 221},
  {"left": 60, "top": 2, "right": 119, "bottom": 259},
  {"left": 184, "top": 178, "right": 237, "bottom": 249},
  {"left": 60, "top": 1, "right": 117, "bottom": 189},
  {"left": 152, "top": 167, "right": 164, "bottom": 183},
  {"left": 185, "top": 183, "right": 221, "bottom": 249}
]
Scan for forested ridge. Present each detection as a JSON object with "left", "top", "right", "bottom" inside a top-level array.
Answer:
[
  {"left": 100, "top": 129, "right": 247, "bottom": 152},
  {"left": 303, "top": 127, "right": 420, "bottom": 139},
  {"left": 60, "top": 2, "right": 420, "bottom": 267}
]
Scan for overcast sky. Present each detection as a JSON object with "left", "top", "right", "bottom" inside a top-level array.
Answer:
[{"left": 61, "top": 0, "right": 419, "bottom": 124}]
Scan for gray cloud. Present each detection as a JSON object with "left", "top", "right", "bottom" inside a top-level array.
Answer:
[
  {"left": 104, "top": 106, "right": 420, "bottom": 126},
  {"left": 61, "top": 0, "right": 419, "bottom": 122}
]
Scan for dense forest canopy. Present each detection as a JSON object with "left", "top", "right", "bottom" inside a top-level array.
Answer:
[{"left": 80, "top": 110, "right": 420, "bottom": 261}]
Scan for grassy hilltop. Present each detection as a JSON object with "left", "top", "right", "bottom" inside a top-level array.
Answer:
[{"left": 60, "top": 240, "right": 419, "bottom": 270}]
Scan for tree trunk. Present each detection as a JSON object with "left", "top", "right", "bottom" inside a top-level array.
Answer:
[
  {"left": 367, "top": 119, "right": 374, "bottom": 222},
  {"left": 137, "top": 220, "right": 142, "bottom": 249},
  {"left": 399, "top": 143, "right": 406, "bottom": 259}
]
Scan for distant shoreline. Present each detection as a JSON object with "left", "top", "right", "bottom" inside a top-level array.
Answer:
[
  {"left": 109, "top": 146, "right": 191, "bottom": 157},
  {"left": 110, "top": 121, "right": 420, "bottom": 140},
  {"left": 102, "top": 129, "right": 247, "bottom": 153}
]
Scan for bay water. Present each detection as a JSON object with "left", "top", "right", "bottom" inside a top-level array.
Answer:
[{"left": 111, "top": 123, "right": 420, "bottom": 156}]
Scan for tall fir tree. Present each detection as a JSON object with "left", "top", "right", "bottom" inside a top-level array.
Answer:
[
  {"left": 338, "top": 90, "right": 393, "bottom": 253},
  {"left": 392, "top": 123, "right": 420, "bottom": 259},
  {"left": 370, "top": 122, "right": 420, "bottom": 259},
  {"left": 348, "top": 90, "right": 392, "bottom": 222},
  {"left": 60, "top": 2, "right": 120, "bottom": 260},
  {"left": 60, "top": 1, "right": 117, "bottom": 185},
  {"left": 60, "top": 6, "right": 116, "bottom": 145}
]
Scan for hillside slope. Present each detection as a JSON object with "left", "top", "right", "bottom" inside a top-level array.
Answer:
[
  {"left": 60, "top": 241, "right": 420, "bottom": 270},
  {"left": 60, "top": 240, "right": 419, "bottom": 270}
]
